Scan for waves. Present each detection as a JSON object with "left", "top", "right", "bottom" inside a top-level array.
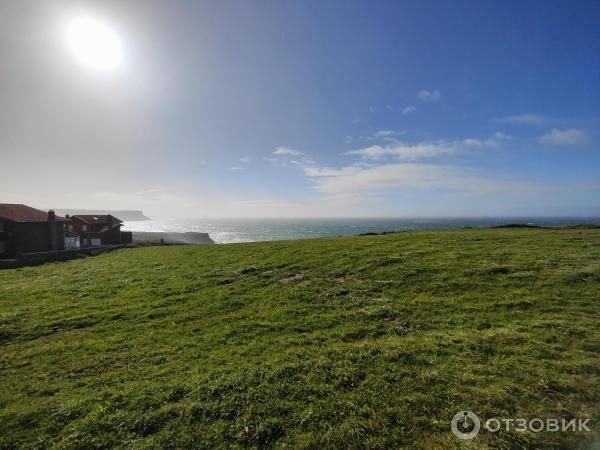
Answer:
[{"left": 122, "top": 217, "right": 600, "bottom": 244}]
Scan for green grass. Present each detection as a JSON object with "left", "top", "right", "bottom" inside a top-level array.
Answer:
[{"left": 0, "top": 228, "right": 599, "bottom": 449}]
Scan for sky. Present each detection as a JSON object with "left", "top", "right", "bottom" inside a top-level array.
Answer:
[{"left": 1, "top": 0, "right": 599, "bottom": 218}]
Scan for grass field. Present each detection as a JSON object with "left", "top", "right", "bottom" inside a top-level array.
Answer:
[{"left": 1, "top": 228, "right": 599, "bottom": 449}]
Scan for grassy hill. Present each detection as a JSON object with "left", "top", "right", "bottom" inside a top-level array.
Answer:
[{"left": 1, "top": 228, "right": 599, "bottom": 449}]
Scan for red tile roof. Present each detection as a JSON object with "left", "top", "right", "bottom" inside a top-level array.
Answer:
[{"left": 0, "top": 204, "right": 66, "bottom": 222}]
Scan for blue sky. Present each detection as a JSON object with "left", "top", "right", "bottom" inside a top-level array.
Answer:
[{"left": 1, "top": 0, "right": 599, "bottom": 217}]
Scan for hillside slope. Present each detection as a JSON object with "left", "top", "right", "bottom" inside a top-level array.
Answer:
[{"left": 0, "top": 229, "right": 599, "bottom": 449}]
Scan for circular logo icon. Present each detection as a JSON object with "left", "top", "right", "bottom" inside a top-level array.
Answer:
[{"left": 451, "top": 410, "right": 480, "bottom": 440}]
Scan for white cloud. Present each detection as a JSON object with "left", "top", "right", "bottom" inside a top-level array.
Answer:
[
  {"left": 373, "top": 130, "right": 399, "bottom": 138},
  {"left": 304, "top": 163, "right": 548, "bottom": 196},
  {"left": 266, "top": 147, "right": 315, "bottom": 168},
  {"left": 347, "top": 141, "right": 455, "bottom": 160},
  {"left": 345, "top": 134, "right": 502, "bottom": 161},
  {"left": 305, "top": 164, "right": 454, "bottom": 194},
  {"left": 493, "top": 131, "right": 510, "bottom": 140},
  {"left": 239, "top": 156, "right": 251, "bottom": 163},
  {"left": 228, "top": 166, "right": 244, "bottom": 172},
  {"left": 459, "top": 135, "right": 504, "bottom": 149},
  {"left": 263, "top": 157, "right": 287, "bottom": 167},
  {"left": 357, "top": 130, "right": 405, "bottom": 142},
  {"left": 273, "top": 147, "right": 303, "bottom": 156},
  {"left": 496, "top": 114, "right": 544, "bottom": 124},
  {"left": 418, "top": 89, "right": 442, "bottom": 102},
  {"left": 538, "top": 128, "right": 587, "bottom": 146},
  {"left": 402, "top": 105, "right": 416, "bottom": 115},
  {"left": 369, "top": 106, "right": 376, "bottom": 114}
]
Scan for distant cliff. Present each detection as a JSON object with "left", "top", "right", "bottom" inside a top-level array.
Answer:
[{"left": 54, "top": 209, "right": 151, "bottom": 221}]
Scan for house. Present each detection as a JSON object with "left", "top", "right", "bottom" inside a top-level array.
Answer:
[
  {"left": 0, "top": 204, "right": 67, "bottom": 258},
  {"left": 67, "top": 214, "right": 132, "bottom": 247}
]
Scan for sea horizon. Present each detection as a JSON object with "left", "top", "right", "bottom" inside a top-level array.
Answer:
[{"left": 123, "top": 216, "right": 600, "bottom": 244}]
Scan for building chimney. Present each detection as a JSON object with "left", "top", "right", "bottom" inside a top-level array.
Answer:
[{"left": 47, "top": 210, "right": 59, "bottom": 250}]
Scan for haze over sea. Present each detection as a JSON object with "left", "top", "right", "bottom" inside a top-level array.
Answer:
[{"left": 124, "top": 217, "right": 600, "bottom": 244}]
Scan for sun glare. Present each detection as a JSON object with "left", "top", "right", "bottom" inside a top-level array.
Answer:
[{"left": 66, "top": 17, "right": 123, "bottom": 72}]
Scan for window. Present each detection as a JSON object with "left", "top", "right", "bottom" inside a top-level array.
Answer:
[
  {"left": 68, "top": 224, "right": 73, "bottom": 231},
  {"left": 64, "top": 236, "right": 80, "bottom": 250},
  {"left": 0, "top": 241, "right": 4, "bottom": 254},
  {"left": 82, "top": 225, "right": 88, "bottom": 231}
]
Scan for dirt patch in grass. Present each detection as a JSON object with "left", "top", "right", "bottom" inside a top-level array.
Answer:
[{"left": 279, "top": 273, "right": 307, "bottom": 284}]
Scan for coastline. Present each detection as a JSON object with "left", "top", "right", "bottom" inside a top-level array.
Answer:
[{"left": 124, "top": 217, "right": 600, "bottom": 244}]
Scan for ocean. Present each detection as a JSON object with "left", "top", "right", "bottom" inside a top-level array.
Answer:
[{"left": 123, "top": 217, "right": 600, "bottom": 244}]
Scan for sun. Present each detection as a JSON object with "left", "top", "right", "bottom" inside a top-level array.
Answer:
[{"left": 66, "top": 17, "right": 123, "bottom": 72}]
